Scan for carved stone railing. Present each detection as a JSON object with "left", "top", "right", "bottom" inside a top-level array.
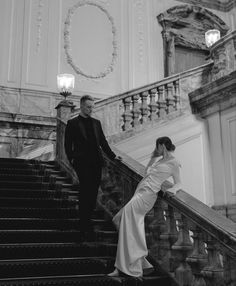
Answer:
[
  {"left": 100, "top": 148, "right": 236, "bottom": 286},
  {"left": 210, "top": 30, "right": 236, "bottom": 81},
  {"left": 70, "top": 63, "right": 212, "bottom": 139}
]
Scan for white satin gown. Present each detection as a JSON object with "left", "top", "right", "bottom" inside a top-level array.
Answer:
[{"left": 112, "top": 158, "right": 181, "bottom": 277}]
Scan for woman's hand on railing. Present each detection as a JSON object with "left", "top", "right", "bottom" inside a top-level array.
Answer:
[
  {"left": 114, "top": 155, "right": 122, "bottom": 162},
  {"left": 166, "top": 183, "right": 182, "bottom": 195}
]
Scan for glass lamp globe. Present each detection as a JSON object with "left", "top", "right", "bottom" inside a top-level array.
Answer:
[
  {"left": 205, "top": 29, "right": 221, "bottom": 48},
  {"left": 57, "top": 74, "right": 75, "bottom": 99}
]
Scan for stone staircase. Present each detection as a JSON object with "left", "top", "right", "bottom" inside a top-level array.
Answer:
[{"left": 0, "top": 158, "right": 172, "bottom": 286}]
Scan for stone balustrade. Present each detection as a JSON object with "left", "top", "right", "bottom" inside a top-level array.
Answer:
[
  {"left": 99, "top": 148, "right": 236, "bottom": 286},
  {"left": 69, "top": 63, "right": 211, "bottom": 140}
]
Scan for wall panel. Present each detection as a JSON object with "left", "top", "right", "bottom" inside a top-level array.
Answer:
[
  {"left": 0, "top": 0, "right": 24, "bottom": 87},
  {"left": 21, "top": 0, "right": 61, "bottom": 91},
  {"left": 221, "top": 108, "right": 236, "bottom": 203}
]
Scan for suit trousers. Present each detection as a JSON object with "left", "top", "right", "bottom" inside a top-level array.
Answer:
[{"left": 73, "top": 159, "right": 102, "bottom": 232}]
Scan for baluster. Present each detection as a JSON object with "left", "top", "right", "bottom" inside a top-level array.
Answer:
[
  {"left": 157, "top": 85, "right": 167, "bottom": 117},
  {"left": 174, "top": 80, "right": 180, "bottom": 110},
  {"left": 119, "top": 100, "right": 125, "bottom": 132},
  {"left": 140, "top": 91, "right": 149, "bottom": 124},
  {"left": 160, "top": 204, "right": 178, "bottom": 272},
  {"left": 122, "top": 96, "right": 133, "bottom": 131},
  {"left": 166, "top": 82, "right": 175, "bottom": 113},
  {"left": 149, "top": 88, "right": 158, "bottom": 121},
  {"left": 223, "top": 253, "right": 236, "bottom": 286},
  {"left": 186, "top": 226, "right": 208, "bottom": 286},
  {"left": 201, "top": 235, "right": 224, "bottom": 286},
  {"left": 172, "top": 214, "right": 193, "bottom": 286},
  {"left": 132, "top": 94, "right": 141, "bottom": 127},
  {"left": 148, "top": 198, "right": 168, "bottom": 264}
]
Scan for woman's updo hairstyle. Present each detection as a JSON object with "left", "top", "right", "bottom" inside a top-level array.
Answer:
[{"left": 156, "top": 136, "right": 175, "bottom": 151}]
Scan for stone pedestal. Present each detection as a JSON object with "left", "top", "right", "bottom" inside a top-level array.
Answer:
[{"left": 55, "top": 99, "right": 75, "bottom": 162}]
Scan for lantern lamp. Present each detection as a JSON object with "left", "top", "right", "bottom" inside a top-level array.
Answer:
[
  {"left": 205, "top": 29, "right": 220, "bottom": 48},
  {"left": 57, "top": 74, "right": 75, "bottom": 99}
]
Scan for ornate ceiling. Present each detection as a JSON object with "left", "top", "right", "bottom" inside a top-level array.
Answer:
[{"left": 175, "top": 0, "right": 235, "bottom": 11}]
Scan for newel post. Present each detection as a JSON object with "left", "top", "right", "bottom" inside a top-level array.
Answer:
[{"left": 55, "top": 100, "right": 75, "bottom": 163}]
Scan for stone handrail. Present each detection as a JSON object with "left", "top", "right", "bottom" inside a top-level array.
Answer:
[
  {"left": 71, "top": 63, "right": 212, "bottom": 138},
  {"left": 99, "top": 147, "right": 236, "bottom": 286}
]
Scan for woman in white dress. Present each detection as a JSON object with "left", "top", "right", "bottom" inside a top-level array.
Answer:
[{"left": 108, "top": 136, "right": 181, "bottom": 277}]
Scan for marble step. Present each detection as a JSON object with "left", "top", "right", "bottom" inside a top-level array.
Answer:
[
  {"left": 0, "top": 174, "right": 71, "bottom": 184},
  {"left": 0, "top": 189, "right": 66, "bottom": 199},
  {"left": 0, "top": 174, "right": 47, "bottom": 182},
  {"left": 0, "top": 181, "right": 50, "bottom": 190},
  {"left": 0, "top": 256, "right": 114, "bottom": 278},
  {"left": 0, "top": 168, "right": 39, "bottom": 176},
  {"left": 0, "top": 230, "right": 116, "bottom": 244},
  {"left": 0, "top": 242, "right": 117, "bottom": 259},
  {"left": 0, "top": 218, "right": 113, "bottom": 230},
  {"left": 0, "top": 207, "right": 104, "bottom": 219},
  {"left": 0, "top": 274, "right": 171, "bottom": 286},
  {"left": 0, "top": 197, "right": 77, "bottom": 208},
  {"left": 96, "top": 230, "right": 118, "bottom": 244},
  {"left": 0, "top": 162, "right": 35, "bottom": 170}
]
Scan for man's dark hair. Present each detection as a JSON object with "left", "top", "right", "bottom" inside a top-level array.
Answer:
[{"left": 80, "top": 95, "right": 94, "bottom": 105}]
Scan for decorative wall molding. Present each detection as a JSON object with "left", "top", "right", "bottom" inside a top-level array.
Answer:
[
  {"left": 0, "top": 86, "right": 81, "bottom": 118},
  {"left": 64, "top": 0, "right": 118, "bottom": 79},
  {"left": 175, "top": 0, "right": 236, "bottom": 12},
  {"left": 36, "top": 0, "right": 43, "bottom": 53},
  {"left": 134, "top": 0, "right": 145, "bottom": 65}
]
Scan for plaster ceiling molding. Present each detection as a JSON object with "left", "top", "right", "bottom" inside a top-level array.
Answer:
[
  {"left": 157, "top": 5, "right": 229, "bottom": 51},
  {"left": 175, "top": 0, "right": 236, "bottom": 12},
  {"left": 64, "top": 0, "right": 118, "bottom": 79},
  {"left": 36, "top": 0, "right": 44, "bottom": 53}
]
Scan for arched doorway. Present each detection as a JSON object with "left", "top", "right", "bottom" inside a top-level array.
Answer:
[{"left": 157, "top": 5, "right": 229, "bottom": 77}]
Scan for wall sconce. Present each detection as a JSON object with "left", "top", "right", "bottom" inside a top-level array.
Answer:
[
  {"left": 205, "top": 29, "right": 220, "bottom": 48},
  {"left": 57, "top": 74, "right": 75, "bottom": 100}
]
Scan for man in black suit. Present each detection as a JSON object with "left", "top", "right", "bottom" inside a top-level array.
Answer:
[{"left": 64, "top": 95, "right": 120, "bottom": 237}]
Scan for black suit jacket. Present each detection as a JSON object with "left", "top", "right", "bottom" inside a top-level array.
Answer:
[{"left": 64, "top": 115, "right": 116, "bottom": 166}]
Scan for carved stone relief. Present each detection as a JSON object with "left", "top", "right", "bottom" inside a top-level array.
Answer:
[
  {"left": 157, "top": 5, "right": 229, "bottom": 76},
  {"left": 175, "top": 0, "right": 236, "bottom": 12}
]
